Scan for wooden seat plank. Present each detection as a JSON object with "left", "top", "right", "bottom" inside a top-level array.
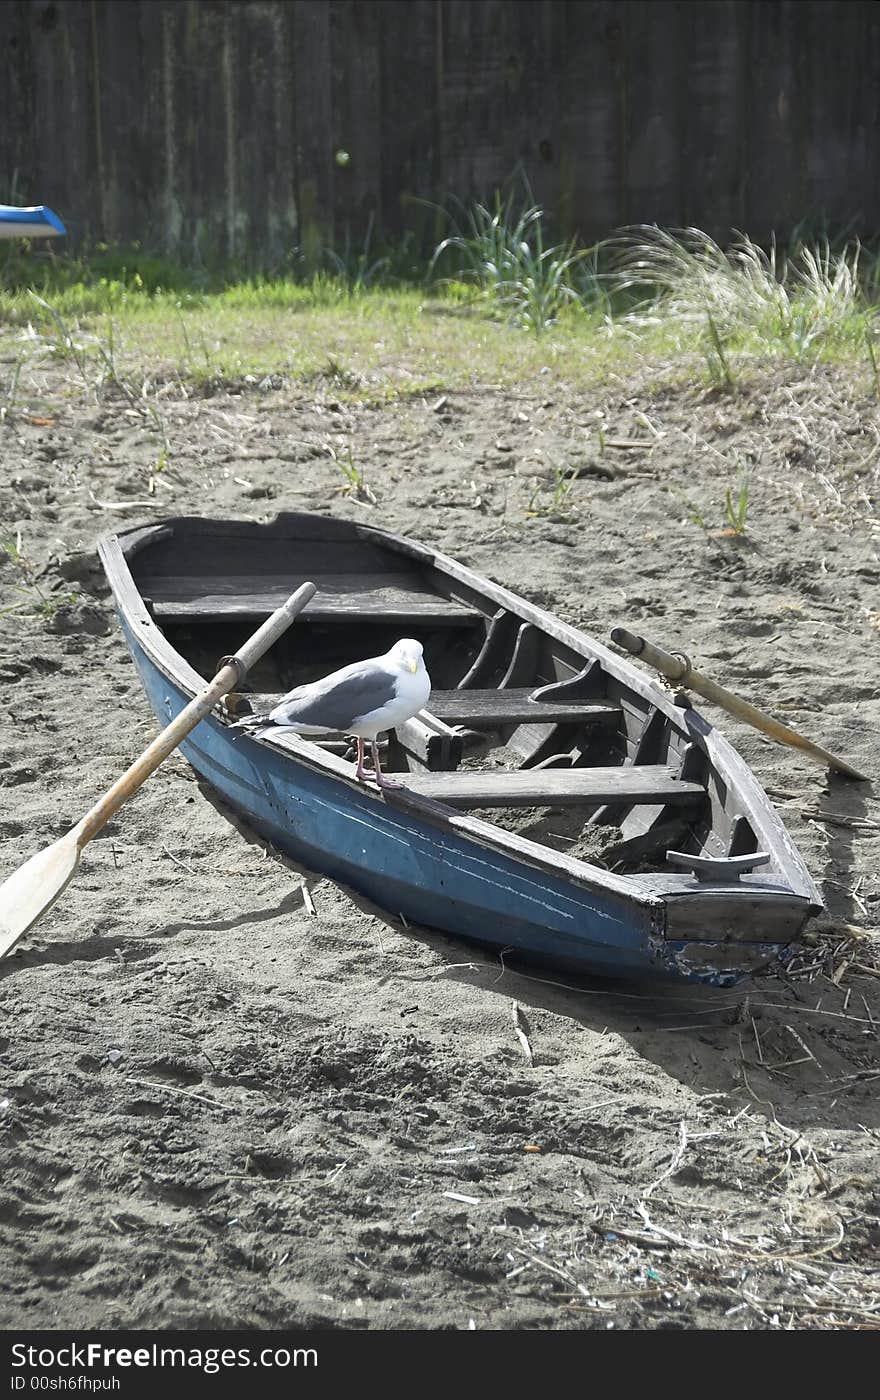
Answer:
[
  {"left": 227, "top": 690, "right": 619, "bottom": 732},
  {"left": 401, "top": 766, "right": 705, "bottom": 808},
  {"left": 142, "top": 572, "right": 480, "bottom": 625},
  {"left": 428, "top": 688, "right": 619, "bottom": 726}
]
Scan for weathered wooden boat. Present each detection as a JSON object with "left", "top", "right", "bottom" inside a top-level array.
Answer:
[
  {"left": 0, "top": 204, "right": 66, "bottom": 239},
  {"left": 98, "top": 514, "right": 822, "bottom": 987}
]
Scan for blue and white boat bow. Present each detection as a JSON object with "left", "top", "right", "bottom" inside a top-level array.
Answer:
[{"left": 0, "top": 204, "right": 66, "bottom": 239}]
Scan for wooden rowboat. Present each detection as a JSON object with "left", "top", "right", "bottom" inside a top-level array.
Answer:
[{"left": 98, "top": 513, "right": 822, "bottom": 987}]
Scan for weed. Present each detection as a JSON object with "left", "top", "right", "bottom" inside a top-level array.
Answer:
[
  {"left": 2, "top": 533, "right": 25, "bottom": 568},
  {"left": 29, "top": 289, "right": 93, "bottom": 390},
  {"left": 704, "top": 305, "right": 735, "bottom": 388},
  {"left": 0, "top": 533, "right": 66, "bottom": 616},
  {"left": 2, "top": 222, "right": 878, "bottom": 401},
  {"left": 724, "top": 477, "right": 750, "bottom": 535},
  {"left": 670, "top": 476, "right": 749, "bottom": 535},
  {"left": 323, "top": 356, "right": 361, "bottom": 390},
  {"left": 866, "top": 326, "right": 880, "bottom": 399},
  {"left": 26, "top": 289, "right": 171, "bottom": 452},
  {"left": 526, "top": 466, "right": 580, "bottom": 520},
  {"left": 34, "top": 591, "right": 79, "bottom": 621},
  {"left": 609, "top": 225, "right": 874, "bottom": 360},
  {"left": 175, "top": 300, "right": 214, "bottom": 376},
  {"left": 333, "top": 445, "right": 376, "bottom": 506},
  {"left": 500, "top": 231, "right": 587, "bottom": 336},
  {"left": 146, "top": 446, "right": 169, "bottom": 496},
  {"left": 570, "top": 244, "right": 612, "bottom": 316},
  {"left": 0, "top": 351, "right": 24, "bottom": 425},
  {"left": 323, "top": 214, "right": 390, "bottom": 294},
  {"left": 93, "top": 316, "right": 136, "bottom": 398},
  {"left": 429, "top": 193, "right": 591, "bottom": 334},
  {"left": 670, "top": 487, "right": 708, "bottom": 531}
]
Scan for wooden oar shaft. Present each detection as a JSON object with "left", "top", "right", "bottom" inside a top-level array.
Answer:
[
  {"left": 76, "top": 663, "right": 237, "bottom": 845},
  {"left": 77, "top": 581, "right": 317, "bottom": 846},
  {"left": 611, "top": 626, "right": 869, "bottom": 783},
  {"left": 0, "top": 582, "right": 317, "bottom": 962}
]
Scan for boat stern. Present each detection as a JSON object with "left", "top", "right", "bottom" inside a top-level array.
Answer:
[{"left": 648, "top": 878, "right": 818, "bottom": 986}]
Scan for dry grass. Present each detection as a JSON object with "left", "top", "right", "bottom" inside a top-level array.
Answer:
[{"left": 608, "top": 226, "right": 874, "bottom": 357}]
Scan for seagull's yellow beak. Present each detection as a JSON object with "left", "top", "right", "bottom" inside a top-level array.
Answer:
[{"left": 408, "top": 659, "right": 419, "bottom": 674}]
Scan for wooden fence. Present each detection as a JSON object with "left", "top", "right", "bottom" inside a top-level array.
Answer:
[{"left": 2, "top": 0, "right": 878, "bottom": 262}]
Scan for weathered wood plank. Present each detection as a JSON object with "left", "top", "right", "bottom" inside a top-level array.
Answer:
[
  {"left": 4, "top": 2, "right": 880, "bottom": 258},
  {"left": 137, "top": 536, "right": 417, "bottom": 579},
  {"left": 292, "top": 0, "right": 334, "bottom": 257},
  {"left": 650, "top": 883, "right": 813, "bottom": 943},
  {"left": 145, "top": 573, "right": 481, "bottom": 624},
  {"left": 330, "top": 0, "right": 382, "bottom": 237},
  {"left": 396, "top": 712, "right": 463, "bottom": 771},
  {"left": 230, "top": 689, "right": 619, "bottom": 731},
  {"left": 428, "top": 689, "right": 620, "bottom": 726},
  {"left": 403, "top": 766, "right": 705, "bottom": 808}
]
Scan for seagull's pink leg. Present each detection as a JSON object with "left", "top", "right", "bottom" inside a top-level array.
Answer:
[
  {"left": 371, "top": 738, "right": 403, "bottom": 790},
  {"left": 354, "top": 736, "right": 370, "bottom": 783}
]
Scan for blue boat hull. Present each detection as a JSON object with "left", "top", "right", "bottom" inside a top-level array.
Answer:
[
  {"left": 0, "top": 204, "right": 66, "bottom": 239},
  {"left": 121, "top": 619, "right": 690, "bottom": 982}
]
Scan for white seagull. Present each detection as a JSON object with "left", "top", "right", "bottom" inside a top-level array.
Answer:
[{"left": 230, "top": 638, "right": 431, "bottom": 789}]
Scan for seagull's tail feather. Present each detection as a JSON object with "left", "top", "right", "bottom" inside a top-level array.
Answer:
[{"left": 226, "top": 712, "right": 277, "bottom": 739}]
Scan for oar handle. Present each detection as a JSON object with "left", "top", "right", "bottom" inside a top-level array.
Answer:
[
  {"left": 77, "top": 581, "right": 317, "bottom": 845},
  {"left": 611, "top": 627, "right": 690, "bottom": 683},
  {"left": 611, "top": 625, "right": 870, "bottom": 783}
]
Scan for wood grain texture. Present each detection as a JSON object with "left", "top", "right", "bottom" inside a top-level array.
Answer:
[
  {"left": 3, "top": 2, "right": 878, "bottom": 254},
  {"left": 235, "top": 688, "right": 620, "bottom": 727},
  {"left": 145, "top": 573, "right": 481, "bottom": 624},
  {"left": 427, "top": 689, "right": 620, "bottom": 726},
  {"left": 403, "top": 765, "right": 705, "bottom": 808}
]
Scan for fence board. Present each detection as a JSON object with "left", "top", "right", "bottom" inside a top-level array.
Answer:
[{"left": 2, "top": 0, "right": 878, "bottom": 260}]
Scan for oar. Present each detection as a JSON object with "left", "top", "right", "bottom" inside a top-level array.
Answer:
[
  {"left": 0, "top": 581, "right": 317, "bottom": 960},
  {"left": 610, "top": 625, "right": 870, "bottom": 783}
]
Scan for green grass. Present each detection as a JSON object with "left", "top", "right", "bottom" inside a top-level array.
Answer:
[
  {"left": 0, "top": 534, "right": 79, "bottom": 618},
  {"left": 332, "top": 443, "right": 377, "bottom": 504},
  {"left": 0, "top": 272, "right": 623, "bottom": 397},
  {"left": 2, "top": 215, "right": 879, "bottom": 400},
  {"left": 427, "top": 192, "right": 599, "bottom": 334},
  {"left": 525, "top": 466, "right": 581, "bottom": 521},
  {"left": 724, "top": 476, "right": 750, "bottom": 535}
]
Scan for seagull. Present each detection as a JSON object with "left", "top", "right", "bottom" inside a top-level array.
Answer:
[{"left": 229, "top": 638, "right": 430, "bottom": 789}]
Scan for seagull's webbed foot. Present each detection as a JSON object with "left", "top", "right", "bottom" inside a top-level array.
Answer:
[
  {"left": 370, "top": 739, "right": 404, "bottom": 791},
  {"left": 352, "top": 738, "right": 406, "bottom": 790},
  {"left": 374, "top": 771, "right": 404, "bottom": 790}
]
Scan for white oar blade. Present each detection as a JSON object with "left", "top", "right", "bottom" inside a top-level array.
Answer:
[
  {"left": 0, "top": 584, "right": 317, "bottom": 957},
  {"left": 0, "top": 833, "right": 81, "bottom": 959}
]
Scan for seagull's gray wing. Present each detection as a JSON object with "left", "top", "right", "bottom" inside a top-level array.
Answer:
[{"left": 271, "top": 665, "right": 399, "bottom": 731}]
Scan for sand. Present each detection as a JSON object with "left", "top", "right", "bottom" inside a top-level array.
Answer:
[{"left": 0, "top": 361, "right": 878, "bottom": 1330}]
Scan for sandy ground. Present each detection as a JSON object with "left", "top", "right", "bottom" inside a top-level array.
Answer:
[{"left": 0, "top": 357, "right": 878, "bottom": 1330}]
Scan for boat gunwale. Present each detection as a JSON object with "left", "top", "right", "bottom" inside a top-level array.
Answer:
[{"left": 97, "top": 514, "right": 821, "bottom": 917}]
